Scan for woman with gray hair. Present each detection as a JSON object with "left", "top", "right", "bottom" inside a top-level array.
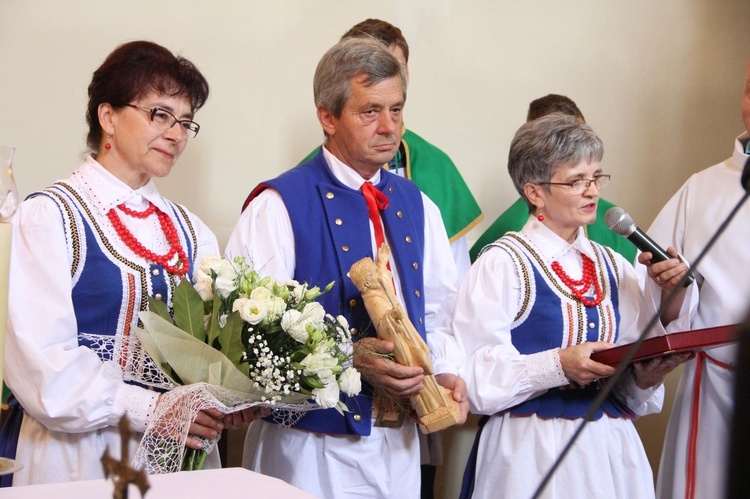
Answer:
[{"left": 454, "top": 113, "right": 690, "bottom": 498}]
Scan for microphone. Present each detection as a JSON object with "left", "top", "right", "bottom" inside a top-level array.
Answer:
[{"left": 604, "top": 206, "right": 695, "bottom": 286}]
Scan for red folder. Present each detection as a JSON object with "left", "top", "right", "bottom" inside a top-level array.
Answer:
[{"left": 591, "top": 324, "right": 738, "bottom": 366}]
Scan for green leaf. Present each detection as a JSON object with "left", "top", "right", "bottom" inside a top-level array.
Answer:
[
  {"left": 300, "top": 374, "right": 326, "bottom": 390},
  {"left": 206, "top": 292, "right": 223, "bottom": 345},
  {"left": 148, "top": 296, "right": 172, "bottom": 323},
  {"left": 218, "top": 312, "right": 249, "bottom": 376},
  {"left": 173, "top": 279, "right": 206, "bottom": 342}
]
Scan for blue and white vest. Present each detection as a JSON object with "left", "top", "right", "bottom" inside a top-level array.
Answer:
[
  {"left": 31, "top": 181, "right": 198, "bottom": 382},
  {"left": 245, "top": 150, "right": 427, "bottom": 435},
  {"left": 486, "top": 233, "right": 634, "bottom": 420}
]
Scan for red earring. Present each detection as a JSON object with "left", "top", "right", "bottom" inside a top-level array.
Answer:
[
  {"left": 105, "top": 135, "right": 112, "bottom": 150},
  {"left": 537, "top": 213, "right": 544, "bottom": 222}
]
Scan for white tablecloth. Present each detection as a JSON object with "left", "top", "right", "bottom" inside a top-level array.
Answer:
[{"left": 1, "top": 467, "right": 319, "bottom": 498}]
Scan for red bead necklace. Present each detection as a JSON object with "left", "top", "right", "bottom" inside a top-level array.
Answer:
[
  {"left": 107, "top": 202, "right": 189, "bottom": 277},
  {"left": 551, "top": 254, "right": 603, "bottom": 307}
]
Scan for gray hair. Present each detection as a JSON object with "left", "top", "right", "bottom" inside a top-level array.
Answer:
[
  {"left": 508, "top": 113, "right": 604, "bottom": 212},
  {"left": 313, "top": 37, "right": 406, "bottom": 119}
]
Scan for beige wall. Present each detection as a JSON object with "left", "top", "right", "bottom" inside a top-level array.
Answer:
[{"left": 2, "top": 1, "right": 748, "bottom": 498}]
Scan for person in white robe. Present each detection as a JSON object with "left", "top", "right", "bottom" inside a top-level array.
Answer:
[
  {"left": 1, "top": 41, "right": 256, "bottom": 486},
  {"left": 455, "top": 113, "right": 691, "bottom": 499},
  {"left": 638, "top": 61, "right": 750, "bottom": 499}
]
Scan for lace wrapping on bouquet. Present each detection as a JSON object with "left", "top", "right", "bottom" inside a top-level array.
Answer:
[{"left": 132, "top": 382, "right": 318, "bottom": 474}]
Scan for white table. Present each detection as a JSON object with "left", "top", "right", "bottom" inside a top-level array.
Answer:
[{"left": 1, "top": 467, "right": 319, "bottom": 498}]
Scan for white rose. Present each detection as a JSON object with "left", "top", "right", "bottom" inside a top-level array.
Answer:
[
  {"left": 265, "top": 296, "right": 287, "bottom": 319},
  {"left": 233, "top": 298, "right": 268, "bottom": 324},
  {"left": 338, "top": 367, "right": 361, "bottom": 396},
  {"left": 193, "top": 270, "right": 214, "bottom": 301},
  {"left": 198, "top": 254, "right": 224, "bottom": 275},
  {"left": 291, "top": 284, "right": 305, "bottom": 303},
  {"left": 281, "top": 309, "right": 308, "bottom": 343},
  {"left": 250, "top": 286, "right": 272, "bottom": 301},
  {"left": 213, "top": 259, "right": 238, "bottom": 299},
  {"left": 313, "top": 377, "right": 340, "bottom": 409},
  {"left": 302, "top": 302, "right": 326, "bottom": 329}
]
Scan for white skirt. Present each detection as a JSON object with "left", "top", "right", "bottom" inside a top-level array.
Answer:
[{"left": 472, "top": 413, "right": 655, "bottom": 499}]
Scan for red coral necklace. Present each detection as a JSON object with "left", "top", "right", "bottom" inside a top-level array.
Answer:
[
  {"left": 107, "top": 201, "right": 188, "bottom": 277},
  {"left": 551, "top": 254, "right": 603, "bottom": 307}
]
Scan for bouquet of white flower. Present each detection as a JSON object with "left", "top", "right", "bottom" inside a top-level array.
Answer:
[{"left": 132, "top": 255, "right": 361, "bottom": 473}]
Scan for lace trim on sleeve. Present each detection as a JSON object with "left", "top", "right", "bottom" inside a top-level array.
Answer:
[{"left": 526, "top": 348, "right": 569, "bottom": 390}]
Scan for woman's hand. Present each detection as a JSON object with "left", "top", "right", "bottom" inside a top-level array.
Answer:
[
  {"left": 435, "top": 373, "right": 470, "bottom": 425},
  {"left": 353, "top": 337, "right": 425, "bottom": 399},
  {"left": 222, "top": 407, "right": 271, "bottom": 430},
  {"left": 186, "top": 408, "right": 225, "bottom": 450},
  {"left": 638, "top": 246, "right": 691, "bottom": 291},
  {"left": 633, "top": 351, "right": 695, "bottom": 389},
  {"left": 638, "top": 246, "right": 691, "bottom": 324},
  {"left": 558, "top": 342, "right": 617, "bottom": 386}
]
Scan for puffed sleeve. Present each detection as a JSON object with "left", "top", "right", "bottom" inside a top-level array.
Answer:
[
  {"left": 454, "top": 245, "right": 569, "bottom": 415},
  {"left": 5, "top": 195, "right": 159, "bottom": 433}
]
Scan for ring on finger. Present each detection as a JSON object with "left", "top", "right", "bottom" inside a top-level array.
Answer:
[{"left": 656, "top": 276, "right": 664, "bottom": 284}]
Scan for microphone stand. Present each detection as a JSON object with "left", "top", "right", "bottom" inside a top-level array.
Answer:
[{"left": 531, "top": 187, "right": 750, "bottom": 499}]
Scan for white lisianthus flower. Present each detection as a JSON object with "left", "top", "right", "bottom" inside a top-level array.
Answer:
[
  {"left": 338, "top": 367, "right": 361, "bottom": 396},
  {"left": 233, "top": 298, "right": 268, "bottom": 325},
  {"left": 313, "top": 376, "right": 340, "bottom": 409},
  {"left": 300, "top": 352, "right": 337, "bottom": 377},
  {"left": 302, "top": 302, "right": 326, "bottom": 329},
  {"left": 193, "top": 270, "right": 214, "bottom": 301},
  {"left": 250, "top": 286, "right": 272, "bottom": 302},
  {"left": 281, "top": 309, "right": 308, "bottom": 343},
  {"left": 291, "top": 284, "right": 305, "bottom": 303},
  {"left": 198, "top": 254, "right": 224, "bottom": 274}
]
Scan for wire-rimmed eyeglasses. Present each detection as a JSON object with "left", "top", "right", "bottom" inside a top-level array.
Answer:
[
  {"left": 537, "top": 174, "right": 610, "bottom": 195},
  {"left": 126, "top": 104, "right": 200, "bottom": 138}
]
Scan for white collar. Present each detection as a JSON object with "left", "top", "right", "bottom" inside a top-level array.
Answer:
[
  {"left": 521, "top": 216, "right": 597, "bottom": 262},
  {"left": 74, "top": 155, "right": 169, "bottom": 216},
  {"left": 322, "top": 146, "right": 382, "bottom": 190}
]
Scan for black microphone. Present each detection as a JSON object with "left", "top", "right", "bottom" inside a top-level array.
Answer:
[
  {"left": 604, "top": 206, "right": 695, "bottom": 286},
  {"left": 741, "top": 155, "right": 750, "bottom": 192}
]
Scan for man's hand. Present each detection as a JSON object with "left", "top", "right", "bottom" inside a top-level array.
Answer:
[
  {"left": 436, "top": 373, "right": 469, "bottom": 425},
  {"left": 353, "top": 337, "right": 424, "bottom": 399}
]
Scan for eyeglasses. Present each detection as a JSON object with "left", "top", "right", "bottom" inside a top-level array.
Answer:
[
  {"left": 537, "top": 174, "right": 610, "bottom": 195},
  {"left": 126, "top": 104, "right": 201, "bottom": 138}
]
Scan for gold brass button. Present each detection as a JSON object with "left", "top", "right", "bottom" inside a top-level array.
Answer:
[
  {"left": 413, "top": 262, "right": 418, "bottom": 270},
  {"left": 342, "top": 245, "right": 350, "bottom": 252},
  {"left": 326, "top": 192, "right": 334, "bottom": 199},
  {"left": 335, "top": 218, "right": 343, "bottom": 226},
  {"left": 418, "top": 317, "right": 423, "bottom": 324},
  {"left": 388, "top": 187, "right": 394, "bottom": 193},
  {"left": 350, "top": 299, "right": 358, "bottom": 308},
  {"left": 353, "top": 414, "right": 362, "bottom": 422},
  {"left": 588, "top": 322, "right": 595, "bottom": 329},
  {"left": 405, "top": 236, "right": 412, "bottom": 243},
  {"left": 415, "top": 290, "right": 420, "bottom": 297},
  {"left": 154, "top": 293, "right": 163, "bottom": 301},
  {"left": 397, "top": 211, "right": 403, "bottom": 218},
  {"left": 151, "top": 269, "right": 160, "bottom": 276}
]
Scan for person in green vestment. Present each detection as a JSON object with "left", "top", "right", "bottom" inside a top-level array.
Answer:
[{"left": 469, "top": 94, "right": 636, "bottom": 263}]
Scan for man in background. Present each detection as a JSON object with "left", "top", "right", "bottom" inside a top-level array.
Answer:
[{"left": 469, "top": 94, "right": 636, "bottom": 263}]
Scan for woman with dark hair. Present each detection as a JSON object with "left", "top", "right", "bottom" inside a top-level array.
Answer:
[
  {"left": 455, "top": 113, "right": 691, "bottom": 498},
  {"left": 1, "top": 40, "right": 242, "bottom": 485}
]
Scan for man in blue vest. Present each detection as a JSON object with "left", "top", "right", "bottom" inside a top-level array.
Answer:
[{"left": 226, "top": 37, "right": 468, "bottom": 499}]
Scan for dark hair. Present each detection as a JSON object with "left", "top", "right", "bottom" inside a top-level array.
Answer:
[
  {"left": 341, "top": 19, "right": 409, "bottom": 64},
  {"left": 86, "top": 40, "right": 209, "bottom": 151},
  {"left": 527, "top": 94, "right": 585, "bottom": 123}
]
